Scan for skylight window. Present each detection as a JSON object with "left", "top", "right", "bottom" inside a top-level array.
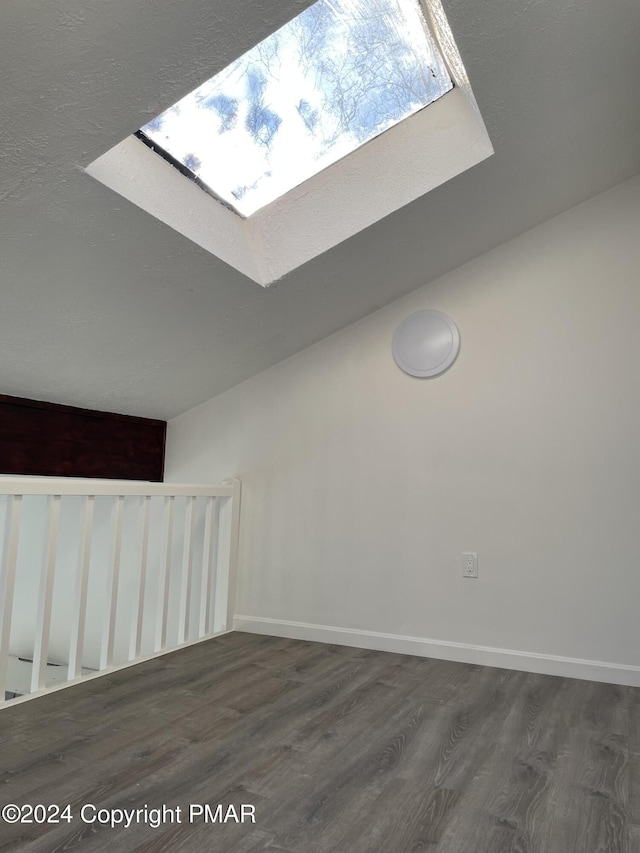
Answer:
[{"left": 139, "top": 0, "right": 453, "bottom": 217}]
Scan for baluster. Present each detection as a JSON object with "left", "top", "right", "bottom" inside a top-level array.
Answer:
[
  {"left": 225, "top": 479, "right": 241, "bottom": 633},
  {"left": 100, "top": 495, "right": 124, "bottom": 670},
  {"left": 210, "top": 496, "right": 226, "bottom": 634},
  {"left": 31, "top": 495, "right": 61, "bottom": 693},
  {"left": 129, "top": 495, "right": 151, "bottom": 661},
  {"left": 68, "top": 495, "right": 94, "bottom": 681},
  {"left": 198, "top": 497, "right": 215, "bottom": 638},
  {"left": 0, "top": 496, "right": 22, "bottom": 702},
  {"left": 177, "top": 496, "right": 195, "bottom": 645},
  {"left": 155, "top": 495, "right": 174, "bottom": 652}
]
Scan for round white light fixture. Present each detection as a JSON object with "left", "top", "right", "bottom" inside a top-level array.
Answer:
[{"left": 392, "top": 310, "right": 460, "bottom": 378}]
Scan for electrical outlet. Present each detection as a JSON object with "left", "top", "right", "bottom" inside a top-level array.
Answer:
[{"left": 462, "top": 552, "right": 478, "bottom": 578}]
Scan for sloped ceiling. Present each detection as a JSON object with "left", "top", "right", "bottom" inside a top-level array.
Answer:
[{"left": 1, "top": 0, "right": 639, "bottom": 419}]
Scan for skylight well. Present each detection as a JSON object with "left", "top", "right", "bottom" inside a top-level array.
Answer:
[
  {"left": 139, "top": 0, "right": 453, "bottom": 217},
  {"left": 86, "top": 0, "right": 492, "bottom": 285}
]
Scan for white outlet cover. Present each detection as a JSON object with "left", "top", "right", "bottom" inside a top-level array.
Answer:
[
  {"left": 462, "top": 552, "right": 479, "bottom": 577},
  {"left": 392, "top": 310, "right": 460, "bottom": 378}
]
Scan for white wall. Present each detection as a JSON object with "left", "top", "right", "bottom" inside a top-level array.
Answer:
[{"left": 166, "top": 176, "right": 640, "bottom": 684}]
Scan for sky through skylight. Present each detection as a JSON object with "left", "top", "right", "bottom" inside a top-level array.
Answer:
[{"left": 140, "top": 0, "right": 453, "bottom": 217}]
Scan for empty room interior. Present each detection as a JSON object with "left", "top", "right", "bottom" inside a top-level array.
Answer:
[{"left": 1, "top": 0, "right": 640, "bottom": 850}]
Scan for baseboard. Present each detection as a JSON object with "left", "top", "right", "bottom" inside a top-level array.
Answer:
[{"left": 233, "top": 615, "right": 640, "bottom": 687}]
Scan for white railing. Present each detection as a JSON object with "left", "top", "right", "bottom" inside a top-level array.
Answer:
[{"left": 0, "top": 478, "right": 240, "bottom": 706}]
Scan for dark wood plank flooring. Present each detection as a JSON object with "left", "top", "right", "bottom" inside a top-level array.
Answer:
[{"left": 0, "top": 633, "right": 638, "bottom": 852}]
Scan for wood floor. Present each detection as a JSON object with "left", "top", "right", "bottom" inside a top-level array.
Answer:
[{"left": 0, "top": 632, "right": 638, "bottom": 852}]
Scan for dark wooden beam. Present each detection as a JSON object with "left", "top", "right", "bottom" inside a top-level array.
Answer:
[{"left": 0, "top": 394, "right": 166, "bottom": 481}]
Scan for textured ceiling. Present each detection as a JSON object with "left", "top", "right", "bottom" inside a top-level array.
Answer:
[{"left": 1, "top": 0, "right": 639, "bottom": 419}]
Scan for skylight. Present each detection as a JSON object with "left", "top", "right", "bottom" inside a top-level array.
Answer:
[
  {"left": 87, "top": 0, "right": 492, "bottom": 285},
  {"left": 139, "top": 0, "right": 453, "bottom": 217}
]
